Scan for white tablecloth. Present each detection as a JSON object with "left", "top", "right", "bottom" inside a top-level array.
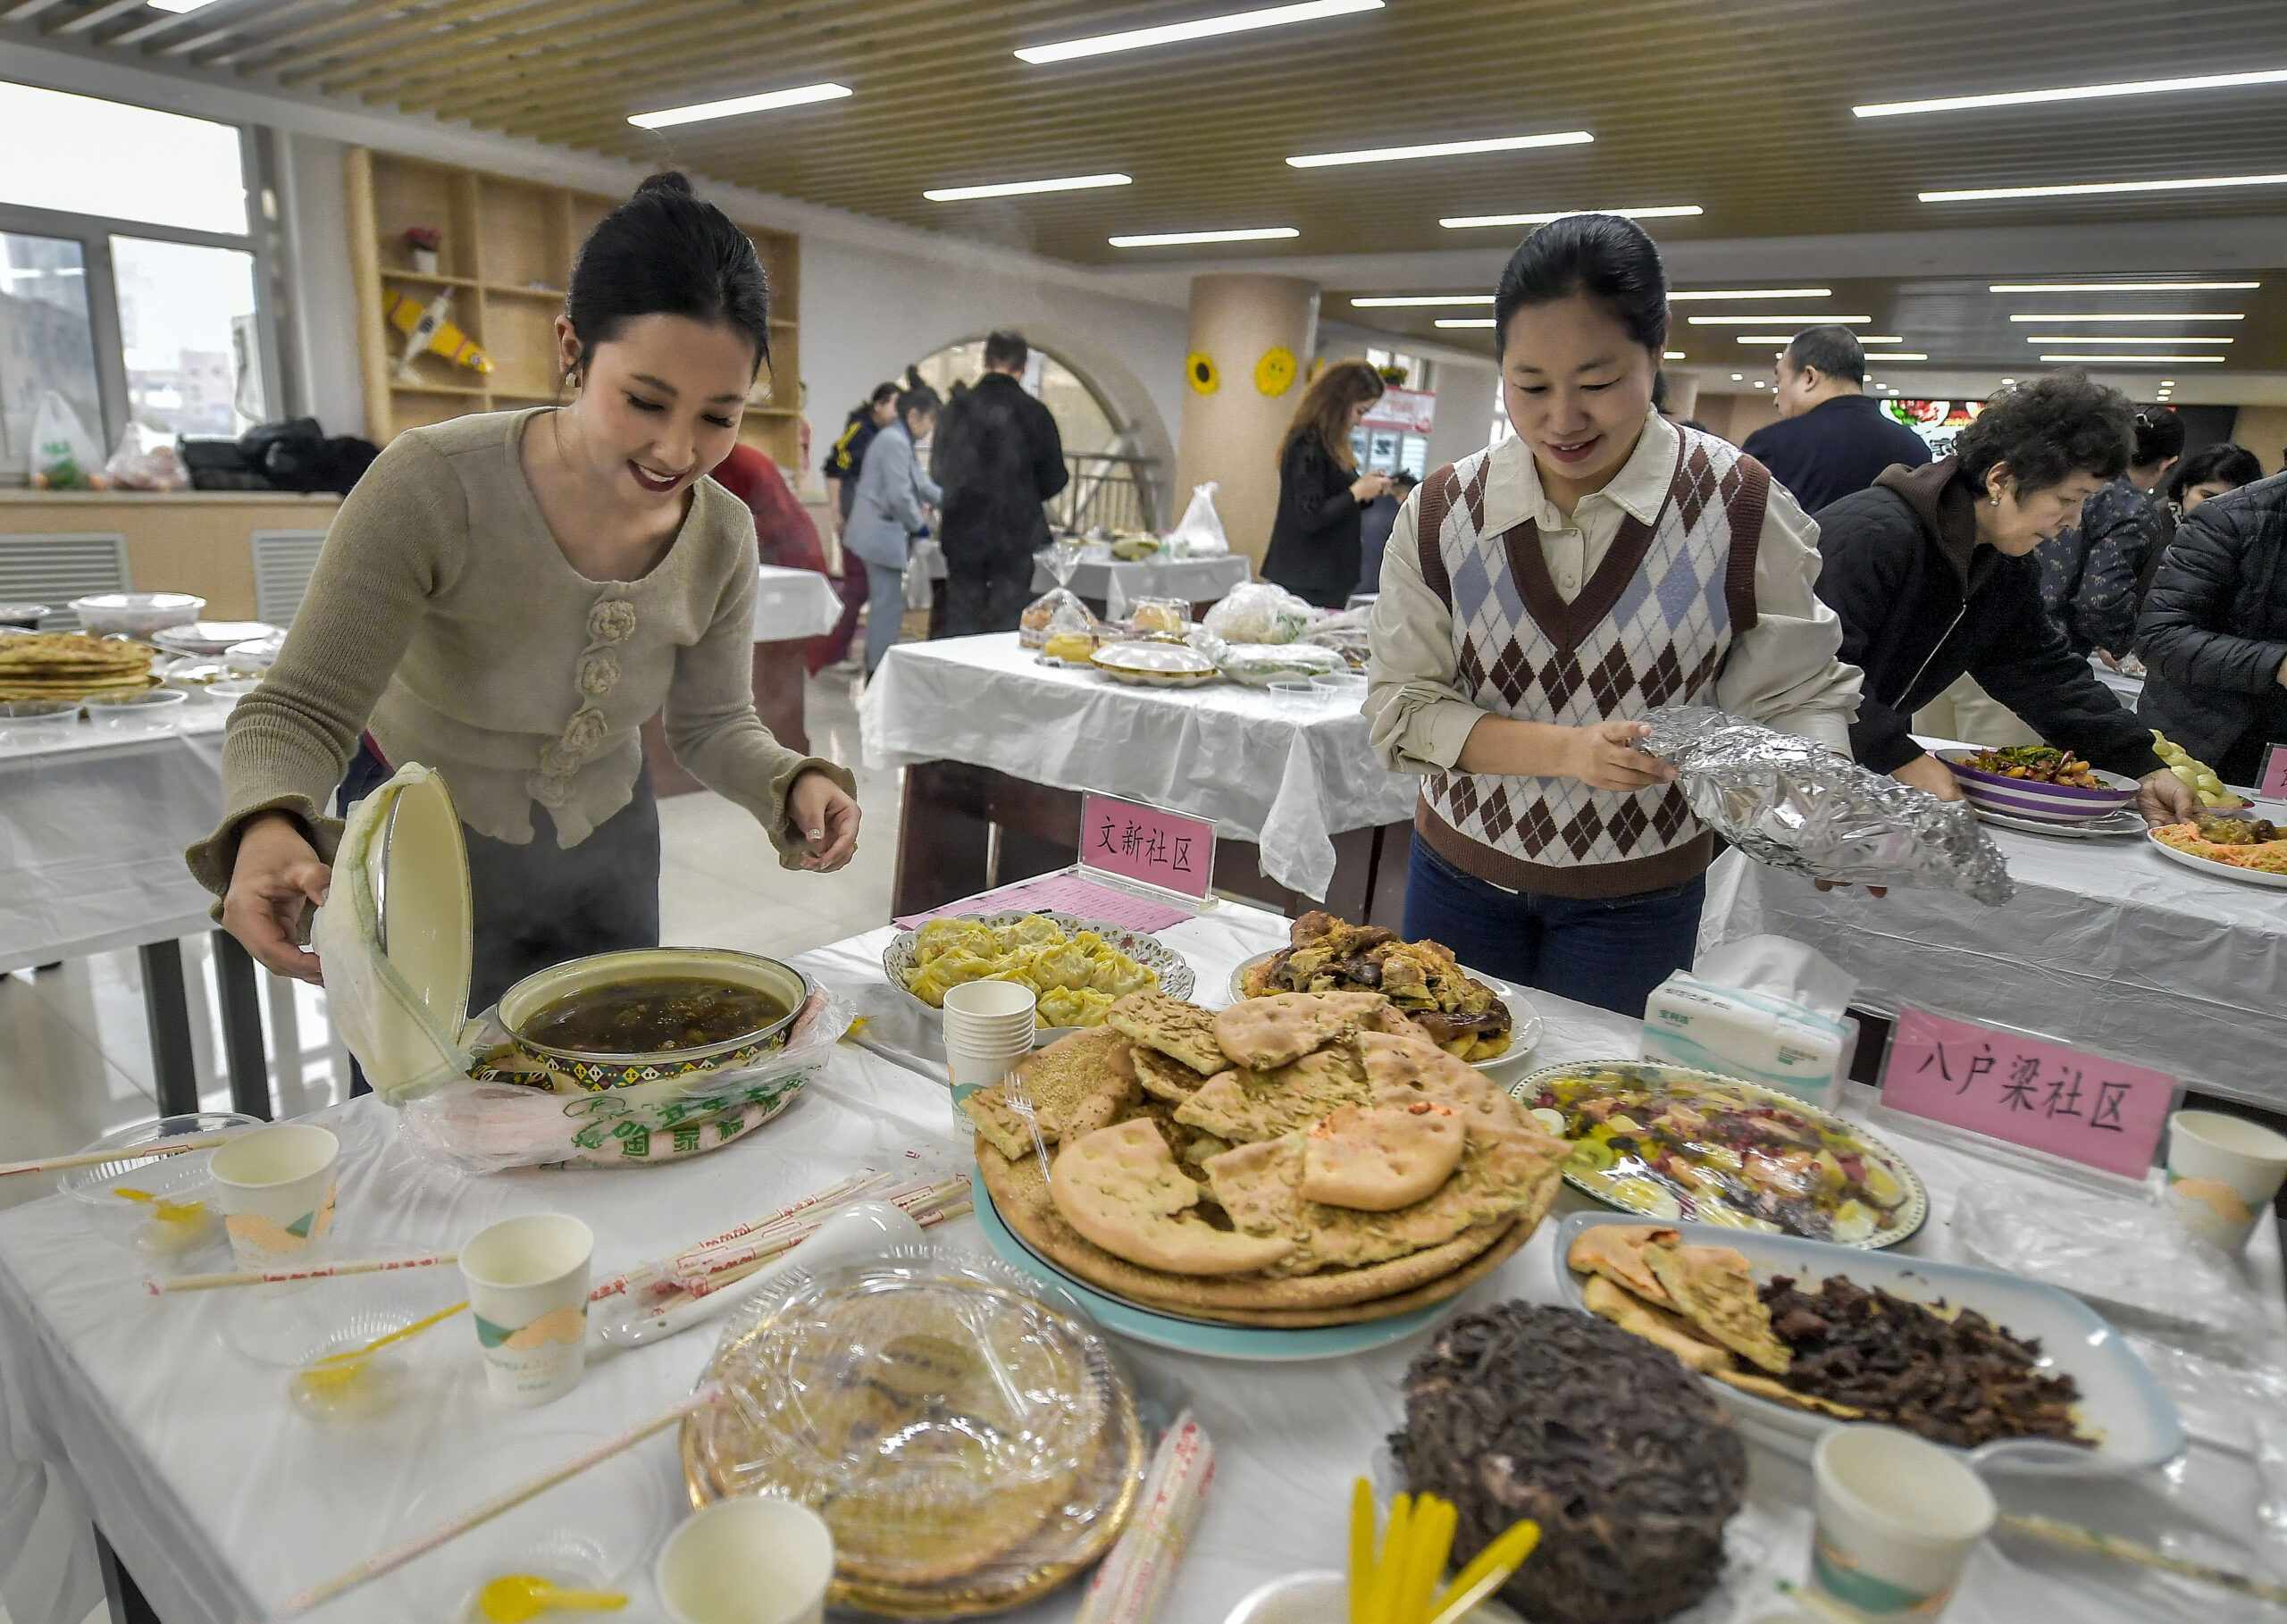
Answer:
[
  {"left": 1702, "top": 810, "right": 2287, "bottom": 1110},
  {"left": 0, "top": 902, "right": 2274, "bottom": 1624},
  {"left": 859, "top": 634, "right": 1416, "bottom": 900},
  {"left": 1029, "top": 551, "right": 1254, "bottom": 619},
  {"left": 750, "top": 565, "right": 842, "bottom": 644},
  {"left": 0, "top": 711, "right": 230, "bottom": 971}
]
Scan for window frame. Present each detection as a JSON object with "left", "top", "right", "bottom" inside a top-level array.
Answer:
[{"left": 0, "top": 113, "right": 281, "bottom": 470}]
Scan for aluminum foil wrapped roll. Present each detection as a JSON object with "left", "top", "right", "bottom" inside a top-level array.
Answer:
[{"left": 1638, "top": 706, "right": 2015, "bottom": 905}]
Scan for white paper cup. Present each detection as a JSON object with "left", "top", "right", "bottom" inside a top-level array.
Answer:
[
  {"left": 210, "top": 1124, "right": 339, "bottom": 1271},
  {"left": 2164, "top": 1109, "right": 2287, "bottom": 1252},
  {"left": 656, "top": 1496, "right": 834, "bottom": 1624},
  {"left": 1811, "top": 1425, "right": 1995, "bottom": 1620},
  {"left": 458, "top": 1214, "right": 592, "bottom": 1406},
  {"left": 943, "top": 981, "right": 1036, "bottom": 1043}
]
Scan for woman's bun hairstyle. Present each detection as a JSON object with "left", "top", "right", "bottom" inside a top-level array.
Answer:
[
  {"left": 1491, "top": 213, "right": 1669, "bottom": 358},
  {"left": 563, "top": 171, "right": 771, "bottom": 381}
]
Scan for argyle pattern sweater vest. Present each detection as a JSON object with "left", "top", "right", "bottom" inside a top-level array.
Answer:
[{"left": 1414, "top": 428, "right": 1769, "bottom": 899}]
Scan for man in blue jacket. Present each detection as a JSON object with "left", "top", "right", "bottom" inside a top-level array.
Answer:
[{"left": 1743, "top": 326, "right": 1931, "bottom": 514}]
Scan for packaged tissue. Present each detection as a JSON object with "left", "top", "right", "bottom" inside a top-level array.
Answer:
[{"left": 1641, "top": 934, "right": 1859, "bottom": 1109}]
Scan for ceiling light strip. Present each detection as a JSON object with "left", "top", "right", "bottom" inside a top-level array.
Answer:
[
  {"left": 1434, "top": 318, "right": 1495, "bottom": 329},
  {"left": 1735, "top": 336, "right": 1902, "bottom": 345},
  {"left": 2006, "top": 313, "right": 2241, "bottom": 322},
  {"left": 1350, "top": 295, "right": 1495, "bottom": 307},
  {"left": 1989, "top": 280, "right": 2259, "bottom": 292},
  {"left": 1857, "top": 68, "right": 2287, "bottom": 119},
  {"left": 1439, "top": 205, "right": 1701, "bottom": 228},
  {"left": 2037, "top": 354, "right": 2227, "bottom": 363},
  {"left": 1108, "top": 227, "right": 1299, "bottom": 247},
  {"left": 1688, "top": 314, "right": 1874, "bottom": 325},
  {"left": 628, "top": 82, "right": 850, "bottom": 129},
  {"left": 1288, "top": 130, "right": 1590, "bottom": 168},
  {"left": 1862, "top": 353, "right": 1929, "bottom": 361},
  {"left": 923, "top": 173, "right": 1131, "bottom": 201},
  {"left": 1668, "top": 288, "right": 1830, "bottom": 301},
  {"left": 2023, "top": 334, "right": 2233, "bottom": 344},
  {"left": 1018, "top": 0, "right": 1382, "bottom": 64},
  {"left": 1923, "top": 173, "right": 2287, "bottom": 202}
]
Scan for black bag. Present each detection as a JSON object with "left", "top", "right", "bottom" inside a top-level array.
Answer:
[{"left": 182, "top": 419, "right": 381, "bottom": 495}]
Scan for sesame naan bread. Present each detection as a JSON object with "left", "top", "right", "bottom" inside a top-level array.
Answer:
[
  {"left": 1212, "top": 992, "right": 1386, "bottom": 1070},
  {"left": 1646, "top": 1241, "right": 1793, "bottom": 1375},
  {"left": 1567, "top": 1224, "right": 1680, "bottom": 1307},
  {"left": 1582, "top": 1275, "right": 1732, "bottom": 1374},
  {"left": 1129, "top": 1042, "right": 1218, "bottom": 1105},
  {"left": 1172, "top": 1042, "right": 1369, "bottom": 1143},
  {"left": 1106, "top": 990, "right": 1226, "bottom": 1076},
  {"left": 959, "top": 1025, "right": 1136, "bottom": 1158},
  {"left": 1049, "top": 1119, "right": 1294, "bottom": 1276},
  {"left": 1299, "top": 1102, "right": 1467, "bottom": 1211}
]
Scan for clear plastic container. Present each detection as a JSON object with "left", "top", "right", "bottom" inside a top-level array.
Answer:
[
  {"left": 1267, "top": 680, "right": 1322, "bottom": 708},
  {"left": 68, "top": 591, "right": 203, "bottom": 640},
  {"left": 84, "top": 687, "right": 187, "bottom": 737},
  {"left": 0, "top": 699, "right": 82, "bottom": 747}
]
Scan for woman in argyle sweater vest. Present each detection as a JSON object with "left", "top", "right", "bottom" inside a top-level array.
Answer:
[{"left": 1364, "top": 216, "right": 1863, "bottom": 1016}]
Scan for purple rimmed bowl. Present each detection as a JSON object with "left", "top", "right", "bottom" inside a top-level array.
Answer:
[{"left": 1939, "top": 749, "right": 2138, "bottom": 823}]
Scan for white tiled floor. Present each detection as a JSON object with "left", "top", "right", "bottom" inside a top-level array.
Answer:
[{"left": 0, "top": 671, "right": 900, "bottom": 1203}]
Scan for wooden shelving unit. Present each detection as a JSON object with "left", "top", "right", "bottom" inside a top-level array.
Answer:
[{"left": 345, "top": 148, "right": 802, "bottom": 467}]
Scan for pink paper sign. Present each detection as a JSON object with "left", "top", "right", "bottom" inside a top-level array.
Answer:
[
  {"left": 1081, "top": 792, "right": 1216, "bottom": 901},
  {"left": 2260, "top": 743, "right": 2287, "bottom": 800},
  {"left": 1880, "top": 1006, "right": 2174, "bottom": 1179}
]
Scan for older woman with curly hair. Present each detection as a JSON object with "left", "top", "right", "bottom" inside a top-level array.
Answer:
[{"left": 1810, "top": 371, "right": 2198, "bottom": 825}]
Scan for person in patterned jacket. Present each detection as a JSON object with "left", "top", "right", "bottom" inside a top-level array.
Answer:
[
  {"left": 1364, "top": 215, "right": 1862, "bottom": 1016},
  {"left": 2036, "top": 406, "right": 2182, "bottom": 660}
]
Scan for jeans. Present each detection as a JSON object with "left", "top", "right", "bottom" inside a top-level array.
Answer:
[
  {"left": 1401, "top": 835, "right": 1705, "bottom": 1018},
  {"left": 944, "top": 547, "right": 1036, "bottom": 636},
  {"left": 338, "top": 739, "right": 661, "bottom": 1094},
  {"left": 863, "top": 560, "right": 906, "bottom": 674}
]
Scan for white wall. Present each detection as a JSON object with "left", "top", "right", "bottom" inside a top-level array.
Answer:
[
  {"left": 1425, "top": 356, "right": 1499, "bottom": 477},
  {"left": 278, "top": 131, "right": 365, "bottom": 438}
]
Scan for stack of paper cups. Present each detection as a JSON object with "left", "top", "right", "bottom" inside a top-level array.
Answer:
[{"left": 942, "top": 981, "right": 1038, "bottom": 1110}]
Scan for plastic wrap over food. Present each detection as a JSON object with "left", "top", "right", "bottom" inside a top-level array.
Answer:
[
  {"left": 684, "top": 1257, "right": 1145, "bottom": 1615},
  {"left": 1637, "top": 706, "right": 2015, "bottom": 905}
]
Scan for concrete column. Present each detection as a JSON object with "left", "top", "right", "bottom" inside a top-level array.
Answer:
[{"left": 1171, "top": 273, "right": 1320, "bottom": 565}]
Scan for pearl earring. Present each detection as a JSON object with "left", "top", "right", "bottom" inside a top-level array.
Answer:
[{"left": 1990, "top": 494, "right": 2001, "bottom": 506}]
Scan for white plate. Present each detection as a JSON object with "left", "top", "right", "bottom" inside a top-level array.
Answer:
[
  {"left": 2146, "top": 827, "right": 2287, "bottom": 889},
  {"left": 1092, "top": 641, "right": 1219, "bottom": 687},
  {"left": 1554, "top": 1211, "right": 2185, "bottom": 1475},
  {"left": 1974, "top": 806, "right": 2145, "bottom": 838},
  {"left": 152, "top": 620, "right": 279, "bottom": 657},
  {"left": 883, "top": 910, "right": 1195, "bottom": 1030},
  {"left": 1226, "top": 950, "right": 1543, "bottom": 1073}
]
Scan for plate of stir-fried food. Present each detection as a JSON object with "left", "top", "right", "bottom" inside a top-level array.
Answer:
[{"left": 1939, "top": 745, "right": 2138, "bottom": 823}]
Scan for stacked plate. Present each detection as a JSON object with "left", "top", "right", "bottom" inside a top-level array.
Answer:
[
  {"left": 152, "top": 620, "right": 280, "bottom": 658},
  {"left": 1090, "top": 640, "right": 1218, "bottom": 688},
  {"left": 1938, "top": 749, "right": 2137, "bottom": 825}
]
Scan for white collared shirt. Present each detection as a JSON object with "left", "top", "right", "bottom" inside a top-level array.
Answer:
[{"left": 1365, "top": 410, "right": 1862, "bottom": 770}]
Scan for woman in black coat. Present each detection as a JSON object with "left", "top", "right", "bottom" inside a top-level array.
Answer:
[
  {"left": 1262, "top": 359, "right": 1391, "bottom": 607},
  {"left": 1809, "top": 372, "right": 2197, "bottom": 825},
  {"left": 2138, "top": 467, "right": 2287, "bottom": 785}
]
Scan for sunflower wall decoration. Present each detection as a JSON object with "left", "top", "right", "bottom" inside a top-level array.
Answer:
[
  {"left": 1253, "top": 346, "right": 1298, "bottom": 396},
  {"left": 1186, "top": 352, "right": 1219, "bottom": 394}
]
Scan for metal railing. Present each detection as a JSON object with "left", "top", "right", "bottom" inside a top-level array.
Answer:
[{"left": 1051, "top": 449, "right": 1162, "bottom": 536}]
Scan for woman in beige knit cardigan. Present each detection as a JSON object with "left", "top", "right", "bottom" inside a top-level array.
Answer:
[{"left": 188, "top": 175, "right": 859, "bottom": 1057}]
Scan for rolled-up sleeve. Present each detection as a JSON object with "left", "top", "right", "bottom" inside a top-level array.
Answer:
[
  {"left": 1364, "top": 487, "right": 1487, "bottom": 774},
  {"left": 1714, "top": 481, "right": 1862, "bottom": 756}
]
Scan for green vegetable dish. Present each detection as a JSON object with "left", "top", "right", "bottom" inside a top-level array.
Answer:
[{"left": 1514, "top": 1062, "right": 1926, "bottom": 1247}]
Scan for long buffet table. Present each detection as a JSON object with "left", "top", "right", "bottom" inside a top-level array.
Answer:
[{"left": 0, "top": 900, "right": 2276, "bottom": 1624}]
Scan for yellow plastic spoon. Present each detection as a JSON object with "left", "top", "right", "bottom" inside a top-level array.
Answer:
[
  {"left": 297, "top": 1301, "right": 467, "bottom": 1394},
  {"left": 113, "top": 1185, "right": 207, "bottom": 1225},
  {"left": 475, "top": 1574, "right": 629, "bottom": 1621}
]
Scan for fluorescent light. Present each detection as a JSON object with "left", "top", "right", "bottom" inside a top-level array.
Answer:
[
  {"left": 924, "top": 172, "right": 1130, "bottom": 201},
  {"left": 1018, "top": 0, "right": 1381, "bottom": 63},
  {"left": 1864, "top": 352, "right": 1928, "bottom": 361},
  {"left": 1989, "top": 280, "right": 2259, "bottom": 292},
  {"left": 1107, "top": 227, "right": 1298, "bottom": 247},
  {"left": 148, "top": 0, "right": 222, "bottom": 11},
  {"left": 1434, "top": 318, "right": 1495, "bottom": 329},
  {"left": 1669, "top": 288, "right": 1830, "bottom": 301},
  {"left": 629, "top": 83, "right": 850, "bottom": 128},
  {"left": 1439, "top": 205, "right": 1701, "bottom": 229},
  {"left": 1857, "top": 68, "right": 2287, "bottom": 119},
  {"left": 1923, "top": 172, "right": 2287, "bottom": 203},
  {"left": 1689, "top": 314, "right": 1873, "bottom": 326},
  {"left": 2160, "top": 380, "right": 2176, "bottom": 385},
  {"left": 2007, "top": 313, "right": 2241, "bottom": 322},
  {"left": 1350, "top": 295, "right": 1494, "bottom": 307},
  {"left": 1736, "top": 335, "right": 1901, "bottom": 345},
  {"left": 2023, "top": 334, "right": 2233, "bottom": 344},
  {"left": 1663, "top": 351, "right": 1686, "bottom": 359},
  {"left": 1730, "top": 373, "right": 1743, "bottom": 381},
  {"left": 2037, "top": 354, "right": 2227, "bottom": 363},
  {"left": 1288, "top": 130, "right": 1590, "bottom": 168}
]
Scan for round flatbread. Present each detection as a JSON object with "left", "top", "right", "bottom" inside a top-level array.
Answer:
[
  {"left": 1049, "top": 1118, "right": 1294, "bottom": 1277},
  {"left": 1300, "top": 1102, "right": 1467, "bottom": 1210}
]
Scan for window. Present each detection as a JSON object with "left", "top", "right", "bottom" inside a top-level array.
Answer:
[{"left": 0, "top": 80, "right": 273, "bottom": 479}]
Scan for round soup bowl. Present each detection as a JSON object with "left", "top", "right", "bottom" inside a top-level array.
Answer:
[
  {"left": 496, "top": 948, "right": 810, "bottom": 1092},
  {"left": 1938, "top": 749, "right": 2137, "bottom": 823}
]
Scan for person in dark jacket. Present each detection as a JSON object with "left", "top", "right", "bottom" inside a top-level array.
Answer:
[
  {"left": 930, "top": 331, "right": 1069, "bottom": 635},
  {"left": 1355, "top": 469, "right": 1416, "bottom": 597},
  {"left": 2036, "top": 406, "right": 2182, "bottom": 660},
  {"left": 1264, "top": 359, "right": 1390, "bottom": 607},
  {"left": 2138, "top": 469, "right": 2287, "bottom": 787},
  {"left": 1811, "top": 371, "right": 2197, "bottom": 825},
  {"left": 1742, "top": 326, "right": 1931, "bottom": 514}
]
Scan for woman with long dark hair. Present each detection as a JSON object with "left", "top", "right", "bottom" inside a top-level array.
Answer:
[
  {"left": 195, "top": 173, "right": 860, "bottom": 1022},
  {"left": 1263, "top": 359, "right": 1390, "bottom": 607},
  {"left": 1365, "top": 214, "right": 1860, "bottom": 1016}
]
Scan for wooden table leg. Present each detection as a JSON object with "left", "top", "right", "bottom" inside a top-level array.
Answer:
[
  {"left": 138, "top": 941, "right": 198, "bottom": 1118},
  {"left": 212, "top": 930, "right": 272, "bottom": 1120}
]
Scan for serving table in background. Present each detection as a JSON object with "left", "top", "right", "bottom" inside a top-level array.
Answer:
[
  {"left": 1026, "top": 547, "right": 1253, "bottom": 621},
  {"left": 0, "top": 900, "right": 2272, "bottom": 1624},
  {"left": 859, "top": 632, "right": 1417, "bottom": 919}
]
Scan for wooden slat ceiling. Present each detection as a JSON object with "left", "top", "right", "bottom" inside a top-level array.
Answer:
[{"left": 13, "top": 0, "right": 2287, "bottom": 370}]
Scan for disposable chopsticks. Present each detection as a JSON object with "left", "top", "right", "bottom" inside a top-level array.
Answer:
[
  {"left": 150, "top": 1251, "right": 459, "bottom": 1294},
  {"left": 1, "top": 1132, "right": 232, "bottom": 1179}
]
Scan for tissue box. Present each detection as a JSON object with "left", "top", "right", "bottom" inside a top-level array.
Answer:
[{"left": 1642, "top": 974, "right": 1853, "bottom": 1109}]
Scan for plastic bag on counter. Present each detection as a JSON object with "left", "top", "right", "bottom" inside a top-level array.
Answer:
[
  {"left": 685, "top": 1252, "right": 1147, "bottom": 1616},
  {"left": 1025, "top": 591, "right": 1102, "bottom": 661},
  {"left": 1202, "top": 581, "right": 1315, "bottom": 645},
  {"left": 1638, "top": 705, "right": 2015, "bottom": 904},
  {"left": 1165, "top": 481, "right": 1228, "bottom": 557},
  {"left": 1188, "top": 626, "right": 1346, "bottom": 686},
  {"left": 398, "top": 984, "right": 852, "bottom": 1173},
  {"left": 1123, "top": 596, "right": 1191, "bottom": 639},
  {"left": 99, "top": 422, "right": 189, "bottom": 490},
  {"left": 29, "top": 391, "right": 101, "bottom": 490}
]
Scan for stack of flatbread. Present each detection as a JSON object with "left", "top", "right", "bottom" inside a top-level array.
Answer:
[
  {"left": 0, "top": 632, "right": 156, "bottom": 702},
  {"left": 968, "top": 989, "right": 1569, "bottom": 1327},
  {"left": 1566, "top": 1224, "right": 1861, "bottom": 1418}
]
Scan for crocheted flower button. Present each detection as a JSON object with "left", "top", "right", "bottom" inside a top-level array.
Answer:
[
  {"left": 586, "top": 599, "right": 637, "bottom": 644},
  {"left": 577, "top": 650, "right": 618, "bottom": 697},
  {"left": 556, "top": 706, "right": 609, "bottom": 758},
  {"left": 531, "top": 772, "right": 575, "bottom": 808}
]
